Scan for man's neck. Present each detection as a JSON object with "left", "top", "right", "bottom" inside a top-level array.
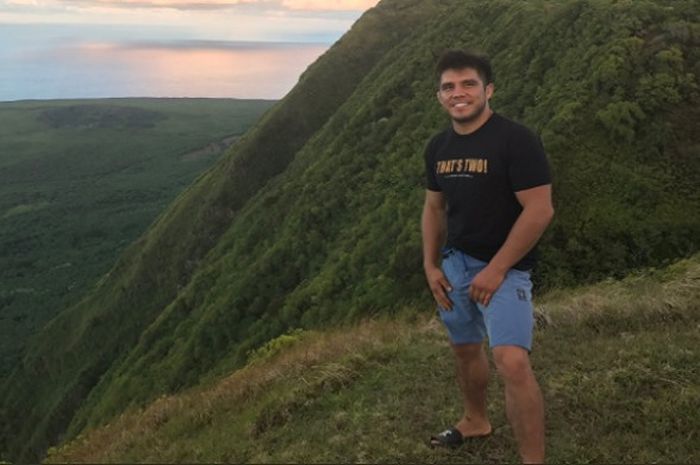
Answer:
[{"left": 452, "top": 108, "right": 494, "bottom": 135}]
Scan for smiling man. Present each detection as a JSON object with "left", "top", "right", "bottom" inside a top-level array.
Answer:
[{"left": 422, "top": 50, "right": 554, "bottom": 464}]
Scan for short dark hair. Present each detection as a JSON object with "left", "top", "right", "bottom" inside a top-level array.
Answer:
[{"left": 435, "top": 49, "right": 493, "bottom": 86}]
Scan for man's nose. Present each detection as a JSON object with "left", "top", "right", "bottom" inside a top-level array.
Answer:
[{"left": 451, "top": 88, "right": 466, "bottom": 99}]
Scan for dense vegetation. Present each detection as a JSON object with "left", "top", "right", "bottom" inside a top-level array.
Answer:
[
  {"left": 47, "top": 256, "right": 700, "bottom": 463},
  {"left": 1, "top": 0, "right": 698, "bottom": 461},
  {"left": 0, "top": 98, "right": 273, "bottom": 376}
]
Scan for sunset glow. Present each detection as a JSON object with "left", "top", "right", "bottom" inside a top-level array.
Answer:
[
  {"left": 0, "top": 0, "right": 380, "bottom": 100},
  {"left": 63, "top": 41, "right": 329, "bottom": 98}
]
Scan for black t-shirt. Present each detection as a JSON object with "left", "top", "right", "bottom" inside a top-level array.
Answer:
[{"left": 424, "top": 113, "right": 551, "bottom": 270}]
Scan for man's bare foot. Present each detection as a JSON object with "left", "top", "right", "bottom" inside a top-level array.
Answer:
[{"left": 455, "top": 416, "right": 492, "bottom": 438}]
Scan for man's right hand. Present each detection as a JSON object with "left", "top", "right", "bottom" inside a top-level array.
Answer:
[{"left": 425, "top": 266, "right": 453, "bottom": 310}]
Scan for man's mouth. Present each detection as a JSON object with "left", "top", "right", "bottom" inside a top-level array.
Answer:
[{"left": 453, "top": 102, "right": 469, "bottom": 108}]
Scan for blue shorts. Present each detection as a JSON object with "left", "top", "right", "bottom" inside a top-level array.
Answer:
[{"left": 438, "top": 247, "right": 535, "bottom": 351}]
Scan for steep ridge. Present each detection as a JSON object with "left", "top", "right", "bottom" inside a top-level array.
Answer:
[
  {"left": 2, "top": 0, "right": 699, "bottom": 461},
  {"left": 0, "top": 1, "right": 441, "bottom": 461}
]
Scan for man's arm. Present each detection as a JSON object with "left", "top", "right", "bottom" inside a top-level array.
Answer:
[
  {"left": 422, "top": 190, "right": 453, "bottom": 310},
  {"left": 469, "top": 184, "right": 554, "bottom": 306}
]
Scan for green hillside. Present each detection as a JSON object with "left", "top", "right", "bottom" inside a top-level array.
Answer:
[
  {"left": 2, "top": 0, "right": 699, "bottom": 461},
  {"left": 47, "top": 255, "right": 700, "bottom": 463},
  {"left": 0, "top": 98, "right": 274, "bottom": 376}
]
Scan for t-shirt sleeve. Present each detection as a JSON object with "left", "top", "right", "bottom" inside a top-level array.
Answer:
[
  {"left": 424, "top": 135, "right": 442, "bottom": 192},
  {"left": 507, "top": 125, "right": 552, "bottom": 192}
]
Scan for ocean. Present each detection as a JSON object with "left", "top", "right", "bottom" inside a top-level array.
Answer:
[{"left": 0, "top": 25, "right": 329, "bottom": 101}]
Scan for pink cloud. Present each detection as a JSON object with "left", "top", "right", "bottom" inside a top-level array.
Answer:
[
  {"left": 51, "top": 0, "right": 378, "bottom": 12},
  {"left": 281, "top": 0, "right": 378, "bottom": 11}
]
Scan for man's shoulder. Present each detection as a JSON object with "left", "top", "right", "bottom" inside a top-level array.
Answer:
[
  {"left": 425, "top": 128, "right": 452, "bottom": 157},
  {"left": 428, "top": 127, "right": 452, "bottom": 144}
]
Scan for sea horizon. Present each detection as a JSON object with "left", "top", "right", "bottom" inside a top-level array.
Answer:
[{"left": 0, "top": 25, "right": 331, "bottom": 102}]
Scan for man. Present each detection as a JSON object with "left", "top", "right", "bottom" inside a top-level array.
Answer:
[{"left": 422, "top": 49, "right": 554, "bottom": 464}]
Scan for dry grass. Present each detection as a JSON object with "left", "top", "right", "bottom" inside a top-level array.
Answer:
[
  {"left": 46, "top": 318, "right": 439, "bottom": 462},
  {"left": 534, "top": 256, "right": 699, "bottom": 328}
]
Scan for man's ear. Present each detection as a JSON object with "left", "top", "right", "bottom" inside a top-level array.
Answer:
[
  {"left": 485, "top": 83, "right": 495, "bottom": 100},
  {"left": 436, "top": 90, "right": 444, "bottom": 104}
]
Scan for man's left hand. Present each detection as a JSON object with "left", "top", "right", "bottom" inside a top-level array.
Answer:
[{"left": 469, "top": 265, "right": 507, "bottom": 306}]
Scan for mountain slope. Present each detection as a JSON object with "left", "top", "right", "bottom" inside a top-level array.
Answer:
[
  {"left": 47, "top": 255, "right": 700, "bottom": 463},
  {"left": 2, "top": 0, "right": 699, "bottom": 461},
  {"left": 0, "top": 98, "right": 273, "bottom": 376},
  {"left": 0, "top": 1, "right": 444, "bottom": 461}
]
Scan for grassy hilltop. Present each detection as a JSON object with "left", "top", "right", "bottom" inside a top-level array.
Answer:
[
  {"left": 0, "top": 98, "right": 274, "bottom": 375},
  {"left": 48, "top": 256, "right": 700, "bottom": 463},
  {"left": 1, "top": 0, "right": 699, "bottom": 461}
]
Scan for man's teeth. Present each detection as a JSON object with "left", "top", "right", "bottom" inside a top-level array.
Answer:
[{"left": 454, "top": 103, "right": 468, "bottom": 107}]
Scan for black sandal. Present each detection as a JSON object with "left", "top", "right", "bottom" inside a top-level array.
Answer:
[{"left": 430, "top": 427, "right": 464, "bottom": 448}]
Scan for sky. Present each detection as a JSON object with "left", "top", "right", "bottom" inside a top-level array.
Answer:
[
  {"left": 0, "top": 0, "right": 381, "bottom": 43},
  {"left": 0, "top": 0, "right": 381, "bottom": 100}
]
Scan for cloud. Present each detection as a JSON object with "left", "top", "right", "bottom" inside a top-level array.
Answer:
[
  {"left": 14, "top": 0, "right": 378, "bottom": 12},
  {"left": 0, "top": 0, "right": 379, "bottom": 43},
  {"left": 281, "top": 0, "right": 378, "bottom": 11},
  {"left": 64, "top": 0, "right": 265, "bottom": 11},
  {"left": 3, "top": 0, "right": 44, "bottom": 4}
]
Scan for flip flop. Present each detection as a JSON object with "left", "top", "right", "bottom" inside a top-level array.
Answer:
[
  {"left": 430, "top": 426, "right": 493, "bottom": 448},
  {"left": 429, "top": 427, "right": 464, "bottom": 448}
]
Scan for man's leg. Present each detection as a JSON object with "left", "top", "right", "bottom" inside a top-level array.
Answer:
[
  {"left": 492, "top": 345, "right": 544, "bottom": 464},
  {"left": 435, "top": 249, "right": 491, "bottom": 443},
  {"left": 451, "top": 342, "right": 493, "bottom": 436}
]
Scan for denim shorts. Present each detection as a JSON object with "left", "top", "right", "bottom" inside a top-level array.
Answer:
[{"left": 438, "top": 247, "right": 535, "bottom": 351}]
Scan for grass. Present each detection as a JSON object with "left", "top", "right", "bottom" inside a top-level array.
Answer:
[{"left": 47, "top": 255, "right": 700, "bottom": 463}]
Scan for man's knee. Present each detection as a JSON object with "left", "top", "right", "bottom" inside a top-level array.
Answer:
[
  {"left": 492, "top": 345, "right": 532, "bottom": 384},
  {"left": 451, "top": 342, "right": 485, "bottom": 361}
]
